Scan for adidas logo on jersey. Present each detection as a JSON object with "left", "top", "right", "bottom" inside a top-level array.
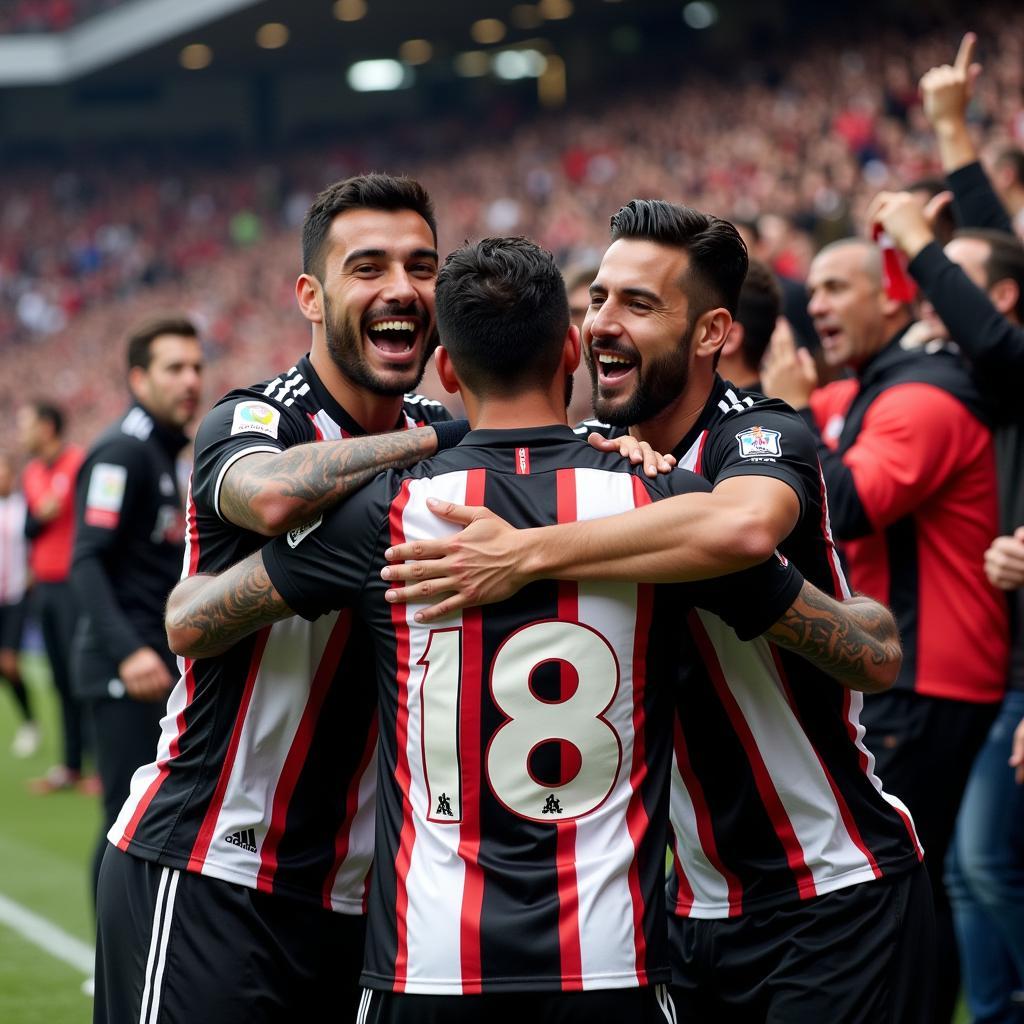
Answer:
[{"left": 225, "top": 828, "right": 258, "bottom": 853}]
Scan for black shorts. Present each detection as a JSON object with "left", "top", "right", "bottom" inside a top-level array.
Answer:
[
  {"left": 668, "top": 865, "right": 935, "bottom": 1024},
  {"left": 95, "top": 844, "right": 366, "bottom": 1024},
  {"left": 358, "top": 985, "right": 677, "bottom": 1024},
  {"left": 0, "top": 598, "right": 26, "bottom": 652}
]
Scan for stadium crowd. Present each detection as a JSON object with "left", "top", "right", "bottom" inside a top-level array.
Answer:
[
  {"left": 2, "top": 6, "right": 1024, "bottom": 1023},
  {"left": 0, "top": 0, "right": 126, "bottom": 34},
  {"left": 3, "top": 8, "right": 1024, "bottom": 443}
]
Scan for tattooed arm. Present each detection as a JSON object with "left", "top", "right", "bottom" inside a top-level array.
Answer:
[
  {"left": 220, "top": 427, "right": 442, "bottom": 536},
  {"left": 764, "top": 583, "right": 901, "bottom": 693},
  {"left": 165, "top": 554, "right": 290, "bottom": 659}
]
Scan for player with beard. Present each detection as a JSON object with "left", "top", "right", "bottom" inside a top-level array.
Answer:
[
  {"left": 383, "top": 201, "right": 933, "bottom": 1022},
  {"left": 94, "top": 174, "right": 466, "bottom": 1024}
]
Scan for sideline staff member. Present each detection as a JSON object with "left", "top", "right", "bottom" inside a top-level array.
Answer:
[{"left": 70, "top": 316, "right": 203, "bottom": 899}]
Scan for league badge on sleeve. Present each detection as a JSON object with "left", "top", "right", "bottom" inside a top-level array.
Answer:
[
  {"left": 84, "top": 463, "right": 128, "bottom": 528},
  {"left": 231, "top": 401, "right": 281, "bottom": 439},
  {"left": 736, "top": 425, "right": 782, "bottom": 460}
]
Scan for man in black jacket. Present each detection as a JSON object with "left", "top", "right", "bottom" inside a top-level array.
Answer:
[{"left": 70, "top": 316, "right": 202, "bottom": 900}]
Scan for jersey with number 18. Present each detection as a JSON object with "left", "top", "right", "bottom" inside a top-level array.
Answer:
[{"left": 261, "top": 424, "right": 804, "bottom": 995}]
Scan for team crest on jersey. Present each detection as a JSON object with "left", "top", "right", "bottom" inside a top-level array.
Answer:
[
  {"left": 287, "top": 515, "right": 323, "bottom": 548},
  {"left": 736, "top": 425, "right": 782, "bottom": 460},
  {"left": 231, "top": 401, "right": 280, "bottom": 439},
  {"left": 84, "top": 463, "right": 127, "bottom": 528}
]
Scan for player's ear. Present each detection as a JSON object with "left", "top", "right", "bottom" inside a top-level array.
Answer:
[
  {"left": 295, "top": 274, "right": 324, "bottom": 324},
  {"left": 720, "top": 321, "right": 744, "bottom": 358},
  {"left": 435, "top": 347, "right": 461, "bottom": 394},
  {"left": 564, "top": 324, "right": 581, "bottom": 374},
  {"left": 127, "top": 364, "right": 148, "bottom": 403},
  {"left": 694, "top": 308, "right": 733, "bottom": 361}
]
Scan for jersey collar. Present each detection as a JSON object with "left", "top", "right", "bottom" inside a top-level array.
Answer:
[
  {"left": 459, "top": 425, "right": 581, "bottom": 448},
  {"left": 669, "top": 375, "right": 732, "bottom": 461},
  {"left": 296, "top": 354, "right": 409, "bottom": 436}
]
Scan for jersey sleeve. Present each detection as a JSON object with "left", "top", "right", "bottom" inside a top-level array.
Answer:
[
  {"left": 262, "top": 475, "right": 391, "bottom": 621},
  {"left": 684, "top": 555, "right": 806, "bottom": 641},
  {"left": 70, "top": 438, "right": 150, "bottom": 663},
  {"left": 701, "top": 406, "right": 821, "bottom": 517},
  {"left": 838, "top": 383, "right": 980, "bottom": 532},
  {"left": 191, "top": 391, "right": 313, "bottom": 521}
]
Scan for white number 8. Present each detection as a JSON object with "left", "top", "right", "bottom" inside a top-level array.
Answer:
[{"left": 420, "top": 620, "right": 622, "bottom": 824}]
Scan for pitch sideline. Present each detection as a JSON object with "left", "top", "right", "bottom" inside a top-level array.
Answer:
[{"left": 0, "top": 889, "right": 94, "bottom": 974}]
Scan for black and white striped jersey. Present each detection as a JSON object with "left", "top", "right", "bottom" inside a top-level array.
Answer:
[
  {"left": 582, "top": 376, "right": 922, "bottom": 919},
  {"left": 109, "top": 354, "right": 451, "bottom": 914},
  {"left": 262, "top": 425, "right": 804, "bottom": 993}
]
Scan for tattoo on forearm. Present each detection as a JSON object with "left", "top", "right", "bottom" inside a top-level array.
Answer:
[
  {"left": 768, "top": 587, "right": 901, "bottom": 691},
  {"left": 221, "top": 428, "right": 437, "bottom": 533},
  {"left": 180, "top": 556, "right": 287, "bottom": 657}
]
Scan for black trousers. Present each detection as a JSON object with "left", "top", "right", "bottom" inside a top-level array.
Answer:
[
  {"left": 360, "top": 985, "right": 678, "bottom": 1024},
  {"left": 95, "top": 845, "right": 366, "bottom": 1024},
  {"left": 860, "top": 688, "right": 999, "bottom": 1024},
  {"left": 32, "top": 581, "right": 84, "bottom": 771},
  {"left": 669, "top": 865, "right": 935, "bottom": 1023},
  {"left": 86, "top": 695, "right": 165, "bottom": 905}
]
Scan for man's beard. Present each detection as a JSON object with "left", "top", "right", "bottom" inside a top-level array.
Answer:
[
  {"left": 323, "top": 293, "right": 437, "bottom": 397},
  {"left": 590, "top": 321, "right": 694, "bottom": 427}
]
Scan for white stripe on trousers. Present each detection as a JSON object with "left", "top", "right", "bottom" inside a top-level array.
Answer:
[
  {"left": 655, "top": 983, "right": 678, "bottom": 1023},
  {"left": 138, "top": 866, "right": 180, "bottom": 1024},
  {"left": 356, "top": 987, "right": 374, "bottom": 1024}
]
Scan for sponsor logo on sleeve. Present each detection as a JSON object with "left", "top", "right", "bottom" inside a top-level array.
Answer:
[
  {"left": 231, "top": 401, "right": 281, "bottom": 439},
  {"left": 84, "top": 463, "right": 127, "bottom": 528},
  {"left": 287, "top": 515, "right": 323, "bottom": 548},
  {"left": 736, "top": 425, "right": 782, "bottom": 460}
]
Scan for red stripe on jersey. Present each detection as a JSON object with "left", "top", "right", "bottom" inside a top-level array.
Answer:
[
  {"left": 257, "top": 610, "right": 353, "bottom": 893},
  {"left": 388, "top": 480, "right": 416, "bottom": 991},
  {"left": 842, "top": 690, "right": 924, "bottom": 860},
  {"left": 324, "top": 710, "right": 380, "bottom": 909},
  {"left": 769, "top": 646, "right": 882, "bottom": 881},
  {"left": 669, "top": 832, "right": 695, "bottom": 915},
  {"left": 458, "top": 468, "right": 487, "bottom": 993},
  {"left": 624, "top": 475, "right": 657, "bottom": 978},
  {"left": 671, "top": 715, "right": 744, "bottom": 916},
  {"left": 688, "top": 612, "right": 818, "bottom": 901},
  {"left": 693, "top": 430, "right": 710, "bottom": 475},
  {"left": 118, "top": 484, "right": 202, "bottom": 849},
  {"left": 817, "top": 468, "right": 849, "bottom": 598},
  {"left": 187, "top": 627, "right": 272, "bottom": 872},
  {"left": 307, "top": 412, "right": 324, "bottom": 441},
  {"left": 553, "top": 469, "right": 584, "bottom": 990}
]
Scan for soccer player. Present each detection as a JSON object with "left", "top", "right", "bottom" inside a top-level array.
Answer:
[
  {"left": 70, "top": 316, "right": 203, "bottom": 903},
  {"left": 0, "top": 452, "right": 37, "bottom": 757},
  {"left": 93, "top": 174, "right": 460, "bottom": 1024},
  {"left": 165, "top": 236, "right": 901, "bottom": 1023},
  {"left": 17, "top": 400, "right": 87, "bottom": 792},
  {"left": 383, "top": 203, "right": 933, "bottom": 1022}
]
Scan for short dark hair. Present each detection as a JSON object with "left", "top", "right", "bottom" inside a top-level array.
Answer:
[
  {"left": 301, "top": 173, "right": 437, "bottom": 283},
  {"left": 609, "top": 199, "right": 749, "bottom": 316},
  {"left": 734, "top": 259, "right": 782, "bottom": 371},
  {"left": 127, "top": 316, "right": 198, "bottom": 371},
  {"left": 435, "top": 236, "right": 570, "bottom": 398},
  {"left": 993, "top": 146, "right": 1024, "bottom": 187},
  {"left": 954, "top": 228, "right": 1024, "bottom": 321},
  {"left": 29, "top": 400, "right": 64, "bottom": 437}
]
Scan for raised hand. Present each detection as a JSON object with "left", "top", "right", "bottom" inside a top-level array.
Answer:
[
  {"left": 760, "top": 317, "right": 818, "bottom": 410},
  {"left": 920, "top": 32, "right": 982, "bottom": 129}
]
